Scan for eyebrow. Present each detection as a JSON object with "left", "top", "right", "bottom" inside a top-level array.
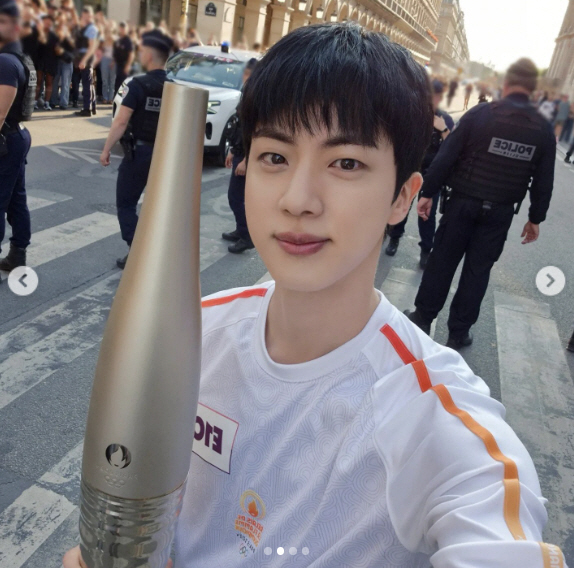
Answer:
[{"left": 252, "top": 127, "right": 377, "bottom": 149}]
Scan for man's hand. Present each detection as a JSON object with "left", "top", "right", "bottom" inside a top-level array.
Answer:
[
  {"left": 417, "top": 196, "right": 433, "bottom": 221},
  {"left": 235, "top": 159, "right": 246, "bottom": 176},
  {"left": 521, "top": 221, "right": 539, "bottom": 244},
  {"left": 100, "top": 149, "right": 111, "bottom": 167},
  {"left": 79, "top": 58, "right": 86, "bottom": 70},
  {"left": 63, "top": 545, "right": 173, "bottom": 568},
  {"left": 124, "top": 64, "right": 131, "bottom": 76},
  {"left": 225, "top": 151, "right": 233, "bottom": 169}
]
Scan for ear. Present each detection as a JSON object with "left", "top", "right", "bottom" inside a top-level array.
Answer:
[{"left": 387, "top": 172, "right": 423, "bottom": 226}]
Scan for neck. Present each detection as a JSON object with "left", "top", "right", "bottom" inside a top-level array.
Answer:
[
  {"left": 504, "top": 86, "right": 530, "bottom": 98},
  {"left": 265, "top": 241, "right": 382, "bottom": 364},
  {"left": 147, "top": 60, "right": 165, "bottom": 71}
]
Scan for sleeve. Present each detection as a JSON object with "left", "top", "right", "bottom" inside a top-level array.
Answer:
[
  {"left": 443, "top": 112, "right": 455, "bottom": 131},
  {"left": 85, "top": 25, "right": 99, "bottom": 41},
  {"left": 120, "top": 79, "right": 142, "bottom": 110},
  {"left": 373, "top": 347, "right": 568, "bottom": 568},
  {"left": 528, "top": 123, "right": 556, "bottom": 225},
  {"left": 420, "top": 108, "right": 476, "bottom": 198},
  {"left": 0, "top": 54, "right": 21, "bottom": 88}
]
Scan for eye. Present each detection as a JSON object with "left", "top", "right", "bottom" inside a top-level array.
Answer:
[
  {"left": 260, "top": 153, "right": 286, "bottom": 166},
  {"left": 331, "top": 158, "right": 363, "bottom": 171}
]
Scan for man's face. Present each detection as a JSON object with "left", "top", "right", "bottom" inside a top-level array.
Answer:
[
  {"left": 139, "top": 45, "right": 152, "bottom": 69},
  {"left": 246, "top": 123, "right": 420, "bottom": 293},
  {"left": 119, "top": 25, "right": 127, "bottom": 37},
  {"left": 81, "top": 11, "right": 90, "bottom": 25},
  {"left": 42, "top": 17, "right": 52, "bottom": 31},
  {"left": 0, "top": 15, "right": 18, "bottom": 44}
]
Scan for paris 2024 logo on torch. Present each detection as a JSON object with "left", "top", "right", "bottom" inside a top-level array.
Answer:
[{"left": 105, "top": 444, "right": 132, "bottom": 469}]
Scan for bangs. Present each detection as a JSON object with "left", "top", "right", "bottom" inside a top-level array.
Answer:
[{"left": 240, "top": 22, "right": 433, "bottom": 197}]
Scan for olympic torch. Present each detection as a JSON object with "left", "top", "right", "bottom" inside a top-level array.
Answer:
[{"left": 79, "top": 82, "right": 208, "bottom": 567}]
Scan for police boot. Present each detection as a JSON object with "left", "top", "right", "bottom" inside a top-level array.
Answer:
[
  {"left": 403, "top": 309, "right": 431, "bottom": 335},
  {"left": 385, "top": 237, "right": 400, "bottom": 257},
  {"left": 565, "top": 153, "right": 572, "bottom": 164},
  {"left": 446, "top": 331, "right": 473, "bottom": 350},
  {"left": 567, "top": 331, "right": 574, "bottom": 353},
  {"left": 117, "top": 252, "right": 129, "bottom": 270},
  {"left": 0, "top": 244, "right": 27, "bottom": 272}
]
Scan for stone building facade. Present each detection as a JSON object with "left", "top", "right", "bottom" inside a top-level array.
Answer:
[
  {"left": 107, "top": 0, "right": 442, "bottom": 65},
  {"left": 429, "top": 0, "right": 468, "bottom": 78},
  {"left": 546, "top": 0, "right": 574, "bottom": 97}
]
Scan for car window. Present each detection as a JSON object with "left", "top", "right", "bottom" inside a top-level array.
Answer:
[{"left": 166, "top": 52, "right": 244, "bottom": 90}]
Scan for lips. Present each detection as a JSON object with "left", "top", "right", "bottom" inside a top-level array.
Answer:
[{"left": 274, "top": 232, "right": 329, "bottom": 256}]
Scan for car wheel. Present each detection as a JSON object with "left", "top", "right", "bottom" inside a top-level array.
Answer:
[{"left": 215, "top": 116, "right": 236, "bottom": 167}]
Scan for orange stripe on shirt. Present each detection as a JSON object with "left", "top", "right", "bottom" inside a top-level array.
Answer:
[
  {"left": 381, "top": 323, "right": 528, "bottom": 542},
  {"left": 201, "top": 288, "right": 268, "bottom": 308},
  {"left": 540, "top": 542, "right": 565, "bottom": 568}
]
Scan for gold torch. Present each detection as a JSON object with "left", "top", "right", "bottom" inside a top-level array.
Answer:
[{"left": 79, "top": 82, "right": 208, "bottom": 567}]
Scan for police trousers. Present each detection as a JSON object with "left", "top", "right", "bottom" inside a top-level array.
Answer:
[
  {"left": 0, "top": 127, "right": 32, "bottom": 254},
  {"left": 116, "top": 145, "right": 153, "bottom": 246},
  {"left": 388, "top": 192, "right": 439, "bottom": 252},
  {"left": 414, "top": 195, "right": 515, "bottom": 336},
  {"left": 227, "top": 154, "right": 250, "bottom": 239}
]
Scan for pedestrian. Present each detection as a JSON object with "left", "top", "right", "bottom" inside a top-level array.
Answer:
[
  {"left": 222, "top": 57, "right": 258, "bottom": 254},
  {"left": 405, "top": 58, "right": 556, "bottom": 349},
  {"left": 65, "top": 23, "right": 566, "bottom": 568},
  {"left": 112, "top": 21, "right": 134, "bottom": 95},
  {"left": 35, "top": 13, "right": 57, "bottom": 110},
  {"left": 99, "top": 21, "right": 116, "bottom": 104},
  {"left": 49, "top": 20, "right": 74, "bottom": 109},
  {"left": 99, "top": 29, "right": 173, "bottom": 269},
  {"left": 559, "top": 101, "right": 574, "bottom": 143},
  {"left": 446, "top": 77, "right": 457, "bottom": 107},
  {"left": 463, "top": 81, "right": 472, "bottom": 110},
  {"left": 0, "top": 0, "right": 36, "bottom": 273},
  {"left": 553, "top": 94, "right": 570, "bottom": 139},
  {"left": 563, "top": 136, "right": 574, "bottom": 163},
  {"left": 73, "top": 6, "right": 98, "bottom": 117},
  {"left": 385, "top": 78, "right": 454, "bottom": 268}
]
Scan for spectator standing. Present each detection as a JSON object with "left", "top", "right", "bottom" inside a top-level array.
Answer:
[
  {"left": 446, "top": 77, "right": 458, "bottom": 107},
  {"left": 560, "top": 102, "right": 574, "bottom": 143},
  {"left": 554, "top": 94, "right": 570, "bottom": 139},
  {"left": 463, "top": 82, "right": 472, "bottom": 110},
  {"left": 99, "top": 21, "right": 115, "bottom": 104},
  {"left": 73, "top": 6, "right": 98, "bottom": 117},
  {"left": 49, "top": 21, "right": 74, "bottom": 109},
  {"left": 113, "top": 21, "right": 133, "bottom": 94},
  {"left": 35, "top": 14, "right": 57, "bottom": 110}
]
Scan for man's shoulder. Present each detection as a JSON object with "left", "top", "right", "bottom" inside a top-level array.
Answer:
[
  {"left": 201, "top": 282, "right": 273, "bottom": 336},
  {"left": 0, "top": 52, "right": 24, "bottom": 86}
]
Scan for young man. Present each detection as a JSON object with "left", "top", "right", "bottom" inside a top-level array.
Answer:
[
  {"left": 73, "top": 6, "right": 98, "bottom": 117},
  {"left": 64, "top": 23, "right": 567, "bottom": 568}
]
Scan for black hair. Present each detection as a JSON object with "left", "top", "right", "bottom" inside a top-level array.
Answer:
[
  {"left": 240, "top": 22, "right": 433, "bottom": 200},
  {"left": 245, "top": 57, "right": 258, "bottom": 71}
]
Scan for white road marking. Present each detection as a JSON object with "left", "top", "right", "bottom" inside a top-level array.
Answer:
[
  {"left": 39, "top": 441, "right": 83, "bottom": 487},
  {"left": 46, "top": 145, "right": 120, "bottom": 163},
  {"left": 494, "top": 291, "right": 574, "bottom": 549},
  {"left": 0, "top": 485, "right": 76, "bottom": 566},
  {"left": 0, "top": 274, "right": 120, "bottom": 410},
  {"left": 256, "top": 272, "right": 272, "bottom": 284}
]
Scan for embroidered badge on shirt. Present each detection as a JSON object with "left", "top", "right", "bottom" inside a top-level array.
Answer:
[
  {"left": 235, "top": 490, "right": 267, "bottom": 557},
  {"left": 193, "top": 403, "right": 239, "bottom": 474}
]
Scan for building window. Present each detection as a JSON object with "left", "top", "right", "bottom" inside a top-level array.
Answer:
[{"left": 239, "top": 16, "right": 245, "bottom": 30}]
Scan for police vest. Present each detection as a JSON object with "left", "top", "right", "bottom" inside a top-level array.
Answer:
[
  {"left": 447, "top": 99, "right": 547, "bottom": 204},
  {"left": 76, "top": 25, "right": 90, "bottom": 51},
  {"left": 129, "top": 73, "right": 168, "bottom": 143},
  {"left": 0, "top": 47, "right": 37, "bottom": 126}
]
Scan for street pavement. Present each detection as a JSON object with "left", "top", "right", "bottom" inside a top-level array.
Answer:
[{"left": 0, "top": 103, "right": 573, "bottom": 567}]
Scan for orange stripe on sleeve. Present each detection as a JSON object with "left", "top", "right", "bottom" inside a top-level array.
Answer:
[
  {"left": 412, "top": 359, "right": 432, "bottom": 393},
  {"left": 201, "top": 288, "right": 268, "bottom": 308},
  {"left": 540, "top": 542, "right": 565, "bottom": 568},
  {"left": 380, "top": 324, "right": 416, "bottom": 365},
  {"left": 431, "top": 383, "right": 527, "bottom": 541}
]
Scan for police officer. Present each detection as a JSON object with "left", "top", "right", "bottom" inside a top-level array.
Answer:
[
  {"left": 405, "top": 58, "right": 555, "bottom": 349},
  {"left": 0, "top": 0, "right": 36, "bottom": 274},
  {"left": 385, "top": 79, "right": 454, "bottom": 268},
  {"left": 99, "top": 30, "right": 172, "bottom": 269}
]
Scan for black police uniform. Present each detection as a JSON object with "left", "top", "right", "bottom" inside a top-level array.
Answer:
[
  {"left": 0, "top": 41, "right": 36, "bottom": 271},
  {"left": 116, "top": 69, "right": 168, "bottom": 248},
  {"left": 387, "top": 108, "right": 455, "bottom": 255},
  {"left": 410, "top": 93, "right": 555, "bottom": 341}
]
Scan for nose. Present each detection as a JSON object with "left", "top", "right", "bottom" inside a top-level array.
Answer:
[{"left": 277, "top": 158, "right": 323, "bottom": 218}]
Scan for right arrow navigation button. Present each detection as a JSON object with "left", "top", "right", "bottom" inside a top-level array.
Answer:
[{"left": 536, "top": 266, "right": 565, "bottom": 297}]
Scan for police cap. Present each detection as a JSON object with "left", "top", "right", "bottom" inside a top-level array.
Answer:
[
  {"left": 141, "top": 30, "right": 173, "bottom": 56},
  {"left": 0, "top": 0, "right": 20, "bottom": 18},
  {"left": 431, "top": 79, "right": 445, "bottom": 94}
]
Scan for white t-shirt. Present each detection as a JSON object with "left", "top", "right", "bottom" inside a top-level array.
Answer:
[{"left": 175, "top": 281, "right": 566, "bottom": 568}]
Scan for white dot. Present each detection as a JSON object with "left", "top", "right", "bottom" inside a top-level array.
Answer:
[
  {"left": 264, "top": 547, "right": 272, "bottom": 555},
  {"left": 302, "top": 547, "right": 309, "bottom": 555},
  {"left": 277, "top": 547, "right": 284, "bottom": 555},
  {"left": 289, "top": 547, "right": 297, "bottom": 555}
]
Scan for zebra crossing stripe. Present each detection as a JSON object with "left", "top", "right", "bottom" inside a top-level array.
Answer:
[
  {"left": 0, "top": 484, "right": 76, "bottom": 565},
  {"left": 494, "top": 291, "right": 574, "bottom": 551},
  {"left": 0, "top": 275, "right": 120, "bottom": 410}
]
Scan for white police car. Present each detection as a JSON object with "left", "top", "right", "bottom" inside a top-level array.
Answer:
[{"left": 113, "top": 45, "right": 259, "bottom": 166}]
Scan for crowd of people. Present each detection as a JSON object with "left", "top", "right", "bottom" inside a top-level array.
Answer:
[{"left": 14, "top": 0, "right": 248, "bottom": 115}]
